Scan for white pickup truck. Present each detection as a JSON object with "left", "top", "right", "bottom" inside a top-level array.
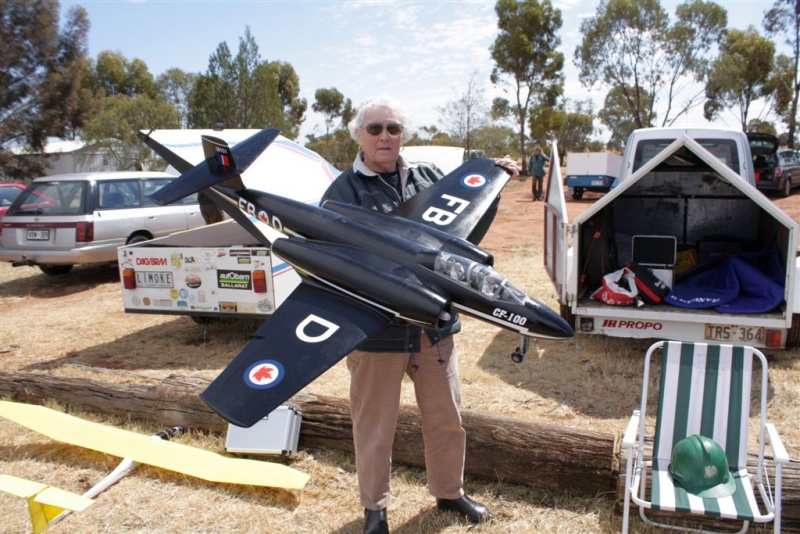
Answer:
[{"left": 544, "top": 127, "right": 800, "bottom": 349}]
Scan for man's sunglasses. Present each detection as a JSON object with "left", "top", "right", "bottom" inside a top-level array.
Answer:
[{"left": 365, "top": 122, "right": 403, "bottom": 136}]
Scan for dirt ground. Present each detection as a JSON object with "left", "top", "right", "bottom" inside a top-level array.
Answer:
[{"left": 0, "top": 176, "right": 797, "bottom": 533}]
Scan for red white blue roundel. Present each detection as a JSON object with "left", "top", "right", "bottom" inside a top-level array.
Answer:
[
  {"left": 244, "top": 360, "right": 284, "bottom": 389},
  {"left": 461, "top": 174, "right": 487, "bottom": 189}
]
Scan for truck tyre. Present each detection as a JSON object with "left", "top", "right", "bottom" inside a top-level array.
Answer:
[
  {"left": 572, "top": 187, "right": 584, "bottom": 200},
  {"left": 781, "top": 177, "right": 791, "bottom": 198},
  {"left": 39, "top": 265, "right": 73, "bottom": 276},
  {"left": 787, "top": 313, "right": 800, "bottom": 349}
]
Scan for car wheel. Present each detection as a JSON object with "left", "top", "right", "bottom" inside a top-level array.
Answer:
[
  {"left": 39, "top": 264, "right": 73, "bottom": 276},
  {"left": 572, "top": 187, "right": 584, "bottom": 200},
  {"left": 781, "top": 177, "right": 791, "bottom": 197}
]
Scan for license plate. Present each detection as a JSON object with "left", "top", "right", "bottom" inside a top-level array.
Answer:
[
  {"left": 26, "top": 229, "right": 50, "bottom": 240},
  {"left": 591, "top": 180, "right": 604, "bottom": 186},
  {"left": 704, "top": 323, "right": 765, "bottom": 343}
]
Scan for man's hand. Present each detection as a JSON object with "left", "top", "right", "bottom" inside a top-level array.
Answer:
[{"left": 494, "top": 155, "right": 520, "bottom": 178}]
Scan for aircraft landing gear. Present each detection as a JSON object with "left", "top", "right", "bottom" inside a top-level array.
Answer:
[{"left": 511, "top": 336, "right": 530, "bottom": 363}]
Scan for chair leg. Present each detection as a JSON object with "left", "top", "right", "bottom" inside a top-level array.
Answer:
[{"left": 622, "top": 450, "right": 634, "bottom": 534}]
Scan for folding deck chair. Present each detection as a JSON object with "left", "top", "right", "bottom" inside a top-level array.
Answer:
[{"left": 621, "top": 341, "right": 789, "bottom": 533}]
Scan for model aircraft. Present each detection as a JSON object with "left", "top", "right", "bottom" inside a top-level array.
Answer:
[{"left": 142, "top": 128, "right": 574, "bottom": 428}]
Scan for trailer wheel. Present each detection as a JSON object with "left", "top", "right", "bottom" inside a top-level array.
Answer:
[
  {"left": 572, "top": 187, "right": 584, "bottom": 200},
  {"left": 787, "top": 313, "right": 800, "bottom": 349}
]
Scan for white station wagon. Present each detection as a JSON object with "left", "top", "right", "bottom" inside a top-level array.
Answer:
[{"left": 0, "top": 171, "right": 204, "bottom": 275}]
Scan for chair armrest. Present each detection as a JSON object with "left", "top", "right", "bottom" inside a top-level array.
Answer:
[
  {"left": 766, "top": 423, "right": 790, "bottom": 463},
  {"left": 622, "top": 410, "right": 640, "bottom": 448}
]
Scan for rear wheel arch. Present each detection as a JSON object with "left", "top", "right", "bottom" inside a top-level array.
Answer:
[{"left": 126, "top": 232, "right": 153, "bottom": 245}]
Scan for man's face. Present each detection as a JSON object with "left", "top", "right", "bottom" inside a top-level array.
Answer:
[{"left": 357, "top": 107, "right": 404, "bottom": 173}]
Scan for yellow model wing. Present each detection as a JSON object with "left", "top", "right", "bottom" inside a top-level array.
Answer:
[{"left": 0, "top": 401, "right": 309, "bottom": 489}]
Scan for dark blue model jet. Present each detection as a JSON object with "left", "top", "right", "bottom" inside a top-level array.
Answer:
[{"left": 142, "top": 128, "right": 573, "bottom": 427}]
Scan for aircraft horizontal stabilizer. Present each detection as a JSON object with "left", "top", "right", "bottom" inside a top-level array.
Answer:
[
  {"left": 138, "top": 129, "right": 193, "bottom": 173},
  {"left": 0, "top": 474, "right": 94, "bottom": 533},
  {"left": 150, "top": 128, "right": 280, "bottom": 206}
]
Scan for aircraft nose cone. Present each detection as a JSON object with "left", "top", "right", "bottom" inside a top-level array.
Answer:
[{"left": 528, "top": 300, "right": 574, "bottom": 339}]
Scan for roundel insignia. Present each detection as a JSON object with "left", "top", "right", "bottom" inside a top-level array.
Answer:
[
  {"left": 461, "top": 174, "right": 487, "bottom": 189},
  {"left": 244, "top": 360, "right": 285, "bottom": 389}
]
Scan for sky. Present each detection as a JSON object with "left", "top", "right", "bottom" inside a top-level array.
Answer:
[{"left": 59, "top": 0, "right": 789, "bottom": 143}]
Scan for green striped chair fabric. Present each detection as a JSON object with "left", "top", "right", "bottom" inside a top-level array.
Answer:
[{"left": 621, "top": 341, "right": 786, "bottom": 534}]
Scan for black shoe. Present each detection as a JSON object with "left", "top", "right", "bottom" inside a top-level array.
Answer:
[
  {"left": 436, "top": 495, "right": 493, "bottom": 523},
  {"left": 363, "top": 508, "right": 389, "bottom": 534}
]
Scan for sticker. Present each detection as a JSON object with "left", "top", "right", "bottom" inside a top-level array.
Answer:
[
  {"left": 244, "top": 360, "right": 284, "bottom": 389},
  {"left": 461, "top": 174, "right": 487, "bottom": 188}
]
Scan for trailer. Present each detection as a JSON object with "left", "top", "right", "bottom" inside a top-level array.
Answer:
[
  {"left": 118, "top": 129, "right": 338, "bottom": 321},
  {"left": 565, "top": 152, "right": 622, "bottom": 200},
  {"left": 544, "top": 131, "right": 800, "bottom": 349}
]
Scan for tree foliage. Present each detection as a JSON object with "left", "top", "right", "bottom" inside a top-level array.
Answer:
[
  {"left": 598, "top": 86, "right": 655, "bottom": 149},
  {"left": 90, "top": 51, "right": 157, "bottom": 98},
  {"left": 763, "top": 0, "right": 799, "bottom": 147},
  {"left": 704, "top": 27, "right": 776, "bottom": 130},
  {"left": 575, "top": 0, "right": 726, "bottom": 129},
  {"left": 312, "top": 87, "right": 351, "bottom": 138},
  {"left": 529, "top": 99, "right": 596, "bottom": 156},
  {"left": 490, "top": 0, "right": 564, "bottom": 168},
  {"left": 0, "top": 0, "right": 90, "bottom": 179},
  {"left": 157, "top": 68, "right": 196, "bottom": 128},
  {"left": 82, "top": 93, "right": 180, "bottom": 170},
  {"left": 188, "top": 27, "right": 307, "bottom": 138}
]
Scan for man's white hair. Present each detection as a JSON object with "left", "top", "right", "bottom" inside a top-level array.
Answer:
[{"left": 348, "top": 96, "right": 413, "bottom": 143}]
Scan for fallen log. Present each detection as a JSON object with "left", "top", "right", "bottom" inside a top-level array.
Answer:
[
  {"left": 0, "top": 369, "right": 613, "bottom": 496},
  {"left": 0, "top": 370, "right": 797, "bottom": 531}
]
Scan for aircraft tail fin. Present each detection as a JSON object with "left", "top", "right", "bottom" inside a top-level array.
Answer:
[{"left": 150, "top": 128, "right": 280, "bottom": 206}]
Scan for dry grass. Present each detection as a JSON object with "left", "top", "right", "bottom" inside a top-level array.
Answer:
[{"left": 1, "top": 180, "right": 798, "bottom": 533}]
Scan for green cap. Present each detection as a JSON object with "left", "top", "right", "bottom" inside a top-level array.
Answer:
[{"left": 668, "top": 434, "right": 736, "bottom": 498}]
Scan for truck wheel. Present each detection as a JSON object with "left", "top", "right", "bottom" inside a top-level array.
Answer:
[
  {"left": 39, "top": 265, "right": 73, "bottom": 276},
  {"left": 572, "top": 188, "right": 584, "bottom": 200},
  {"left": 781, "top": 177, "right": 791, "bottom": 198},
  {"left": 787, "top": 314, "right": 800, "bottom": 349}
]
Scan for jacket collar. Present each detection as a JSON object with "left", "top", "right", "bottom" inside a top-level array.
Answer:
[{"left": 352, "top": 152, "right": 410, "bottom": 182}]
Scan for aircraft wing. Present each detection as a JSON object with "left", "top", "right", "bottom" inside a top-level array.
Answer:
[
  {"left": 200, "top": 282, "right": 392, "bottom": 428},
  {"left": 0, "top": 401, "right": 310, "bottom": 489},
  {"left": 389, "top": 158, "right": 510, "bottom": 241}
]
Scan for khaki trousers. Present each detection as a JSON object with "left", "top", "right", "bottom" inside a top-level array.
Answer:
[{"left": 347, "top": 334, "right": 466, "bottom": 510}]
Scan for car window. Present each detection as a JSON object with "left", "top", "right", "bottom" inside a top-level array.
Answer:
[
  {"left": 143, "top": 178, "right": 197, "bottom": 206},
  {"left": 9, "top": 181, "right": 86, "bottom": 215},
  {"left": 0, "top": 185, "right": 23, "bottom": 206},
  {"left": 97, "top": 180, "right": 142, "bottom": 210},
  {"left": 634, "top": 139, "right": 739, "bottom": 173}
]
